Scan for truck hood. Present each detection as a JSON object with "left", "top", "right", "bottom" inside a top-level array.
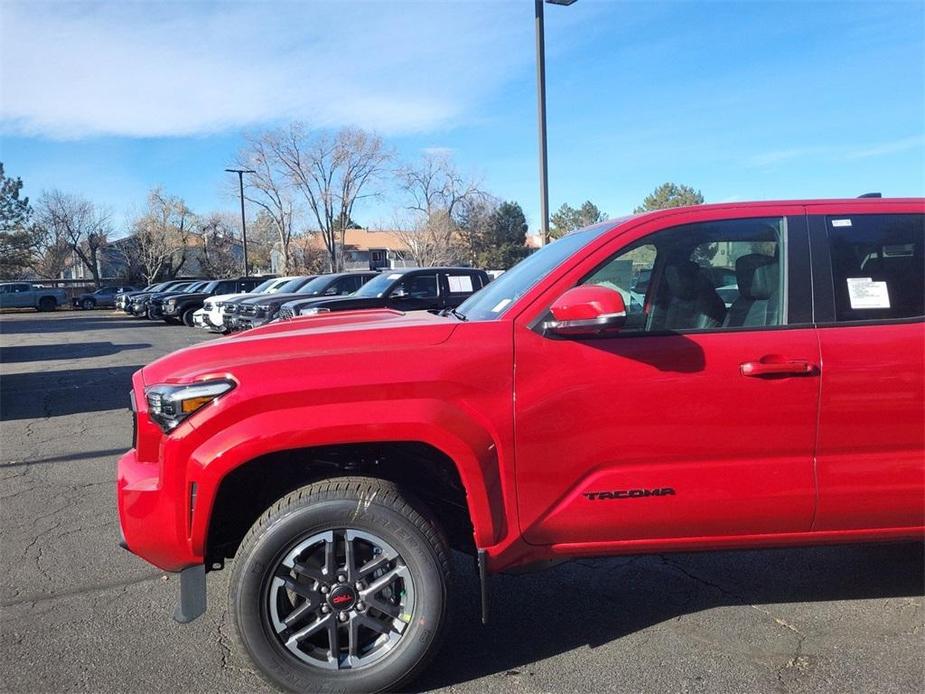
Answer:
[
  {"left": 235, "top": 291, "right": 320, "bottom": 306},
  {"left": 140, "top": 309, "right": 460, "bottom": 385},
  {"left": 206, "top": 292, "right": 250, "bottom": 304}
]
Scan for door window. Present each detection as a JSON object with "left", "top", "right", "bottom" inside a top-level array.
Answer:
[
  {"left": 392, "top": 274, "right": 438, "bottom": 300},
  {"left": 583, "top": 217, "right": 786, "bottom": 333},
  {"left": 826, "top": 214, "right": 923, "bottom": 322}
]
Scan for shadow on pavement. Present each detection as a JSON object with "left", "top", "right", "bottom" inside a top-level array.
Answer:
[
  {"left": 0, "top": 447, "right": 127, "bottom": 468},
  {"left": 0, "top": 342, "right": 150, "bottom": 363},
  {"left": 0, "top": 365, "right": 142, "bottom": 421},
  {"left": 414, "top": 542, "right": 924, "bottom": 690},
  {"left": 0, "top": 315, "right": 168, "bottom": 335}
]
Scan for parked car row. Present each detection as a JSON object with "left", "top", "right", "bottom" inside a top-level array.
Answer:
[{"left": 113, "top": 267, "right": 493, "bottom": 333}]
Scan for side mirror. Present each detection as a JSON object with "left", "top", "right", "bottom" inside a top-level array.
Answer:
[
  {"left": 390, "top": 287, "right": 409, "bottom": 299},
  {"left": 544, "top": 285, "right": 627, "bottom": 337}
]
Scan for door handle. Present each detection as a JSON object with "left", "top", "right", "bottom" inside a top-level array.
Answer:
[{"left": 740, "top": 358, "right": 819, "bottom": 377}]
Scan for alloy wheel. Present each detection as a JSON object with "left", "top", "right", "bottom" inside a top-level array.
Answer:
[{"left": 266, "top": 529, "right": 415, "bottom": 671}]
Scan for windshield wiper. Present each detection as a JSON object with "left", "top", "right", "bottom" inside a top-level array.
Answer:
[{"left": 441, "top": 307, "right": 468, "bottom": 321}]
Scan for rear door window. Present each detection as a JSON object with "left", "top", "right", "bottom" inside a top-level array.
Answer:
[{"left": 826, "top": 214, "right": 923, "bottom": 322}]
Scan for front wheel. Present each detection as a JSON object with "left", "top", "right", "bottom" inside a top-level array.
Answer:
[
  {"left": 37, "top": 297, "right": 56, "bottom": 312},
  {"left": 181, "top": 309, "right": 196, "bottom": 327},
  {"left": 81, "top": 298, "right": 95, "bottom": 310},
  {"left": 229, "top": 477, "right": 449, "bottom": 693}
]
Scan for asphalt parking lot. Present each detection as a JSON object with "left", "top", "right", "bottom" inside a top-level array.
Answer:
[{"left": 1, "top": 310, "right": 923, "bottom": 693}]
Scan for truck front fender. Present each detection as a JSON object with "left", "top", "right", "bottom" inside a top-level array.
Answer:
[{"left": 184, "top": 398, "right": 508, "bottom": 558}]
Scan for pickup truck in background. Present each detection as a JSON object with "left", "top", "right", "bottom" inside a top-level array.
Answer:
[{"left": 0, "top": 282, "right": 68, "bottom": 311}]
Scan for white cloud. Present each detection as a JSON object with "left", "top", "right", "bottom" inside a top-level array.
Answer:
[
  {"left": 0, "top": 1, "right": 537, "bottom": 139},
  {"left": 748, "top": 135, "right": 924, "bottom": 168},
  {"left": 843, "top": 135, "right": 925, "bottom": 160}
]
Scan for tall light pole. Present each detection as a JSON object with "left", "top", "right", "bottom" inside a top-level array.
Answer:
[
  {"left": 536, "top": 0, "right": 577, "bottom": 245},
  {"left": 225, "top": 168, "right": 255, "bottom": 275}
]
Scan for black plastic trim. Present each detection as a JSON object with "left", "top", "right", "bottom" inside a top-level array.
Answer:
[
  {"left": 786, "top": 214, "right": 814, "bottom": 325},
  {"left": 807, "top": 215, "right": 837, "bottom": 323},
  {"left": 477, "top": 549, "right": 489, "bottom": 625},
  {"left": 173, "top": 564, "right": 207, "bottom": 624}
]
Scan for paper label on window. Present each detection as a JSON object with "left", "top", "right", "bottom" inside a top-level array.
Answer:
[
  {"left": 387, "top": 273, "right": 403, "bottom": 280},
  {"left": 490, "top": 298, "right": 512, "bottom": 313},
  {"left": 831, "top": 219, "right": 852, "bottom": 228},
  {"left": 846, "top": 277, "right": 890, "bottom": 309},
  {"left": 447, "top": 275, "right": 473, "bottom": 293}
]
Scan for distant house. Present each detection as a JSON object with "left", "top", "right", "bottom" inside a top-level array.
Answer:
[
  {"left": 273, "top": 229, "right": 414, "bottom": 273},
  {"left": 341, "top": 229, "right": 413, "bottom": 271}
]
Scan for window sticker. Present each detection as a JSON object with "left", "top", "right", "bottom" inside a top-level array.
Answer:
[
  {"left": 387, "top": 273, "right": 403, "bottom": 280},
  {"left": 490, "top": 298, "right": 512, "bottom": 313},
  {"left": 831, "top": 219, "right": 852, "bottom": 228},
  {"left": 846, "top": 277, "right": 890, "bottom": 309},
  {"left": 447, "top": 275, "right": 473, "bottom": 293}
]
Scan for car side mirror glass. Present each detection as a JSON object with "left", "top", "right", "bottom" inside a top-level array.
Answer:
[{"left": 544, "top": 285, "right": 627, "bottom": 337}]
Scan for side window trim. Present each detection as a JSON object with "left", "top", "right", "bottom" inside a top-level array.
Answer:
[
  {"left": 785, "top": 213, "right": 813, "bottom": 326},
  {"left": 807, "top": 214, "right": 836, "bottom": 324}
]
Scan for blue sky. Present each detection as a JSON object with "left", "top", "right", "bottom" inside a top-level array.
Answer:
[{"left": 1, "top": 0, "right": 923, "bottom": 237}]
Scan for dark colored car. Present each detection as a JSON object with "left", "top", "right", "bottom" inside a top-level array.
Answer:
[
  {"left": 73, "top": 285, "right": 138, "bottom": 310},
  {"left": 280, "top": 267, "right": 490, "bottom": 319},
  {"left": 156, "top": 277, "right": 268, "bottom": 326},
  {"left": 116, "top": 282, "right": 174, "bottom": 312},
  {"left": 129, "top": 281, "right": 202, "bottom": 318},
  {"left": 234, "top": 272, "right": 379, "bottom": 330},
  {"left": 222, "top": 275, "right": 316, "bottom": 332}
]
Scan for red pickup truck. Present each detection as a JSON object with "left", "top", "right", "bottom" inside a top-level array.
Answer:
[{"left": 118, "top": 198, "right": 924, "bottom": 692}]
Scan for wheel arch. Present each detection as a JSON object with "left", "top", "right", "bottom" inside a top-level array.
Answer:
[{"left": 189, "top": 403, "right": 508, "bottom": 568}]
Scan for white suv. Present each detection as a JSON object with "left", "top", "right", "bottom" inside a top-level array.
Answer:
[{"left": 198, "top": 277, "right": 296, "bottom": 332}]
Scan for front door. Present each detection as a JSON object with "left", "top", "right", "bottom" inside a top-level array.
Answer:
[{"left": 514, "top": 211, "right": 821, "bottom": 545}]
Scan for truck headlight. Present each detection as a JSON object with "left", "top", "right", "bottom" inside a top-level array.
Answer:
[
  {"left": 301, "top": 307, "right": 330, "bottom": 316},
  {"left": 145, "top": 379, "right": 235, "bottom": 432}
]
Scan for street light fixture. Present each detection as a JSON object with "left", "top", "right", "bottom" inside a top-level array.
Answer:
[
  {"left": 225, "top": 168, "right": 256, "bottom": 275},
  {"left": 535, "top": 0, "right": 577, "bottom": 245}
]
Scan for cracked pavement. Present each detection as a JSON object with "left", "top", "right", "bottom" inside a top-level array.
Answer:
[{"left": 1, "top": 310, "right": 923, "bottom": 693}]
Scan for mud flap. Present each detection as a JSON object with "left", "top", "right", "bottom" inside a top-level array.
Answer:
[
  {"left": 173, "top": 564, "right": 207, "bottom": 624},
  {"left": 478, "top": 549, "right": 489, "bottom": 625}
]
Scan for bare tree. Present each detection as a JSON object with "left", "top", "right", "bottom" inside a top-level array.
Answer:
[
  {"left": 288, "top": 233, "right": 329, "bottom": 275},
  {"left": 128, "top": 188, "right": 196, "bottom": 284},
  {"left": 393, "top": 153, "right": 486, "bottom": 267},
  {"left": 236, "top": 133, "right": 298, "bottom": 274},
  {"left": 199, "top": 213, "right": 243, "bottom": 278},
  {"left": 267, "top": 123, "right": 391, "bottom": 272},
  {"left": 396, "top": 152, "right": 485, "bottom": 221},
  {"left": 36, "top": 190, "right": 109, "bottom": 287},
  {"left": 394, "top": 211, "right": 460, "bottom": 267}
]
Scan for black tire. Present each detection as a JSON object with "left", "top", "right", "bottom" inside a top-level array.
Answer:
[
  {"left": 181, "top": 308, "right": 196, "bottom": 327},
  {"left": 81, "top": 298, "right": 95, "bottom": 310},
  {"left": 163, "top": 317, "right": 181, "bottom": 325},
  {"left": 37, "top": 297, "right": 56, "bottom": 312},
  {"left": 229, "top": 476, "right": 450, "bottom": 694}
]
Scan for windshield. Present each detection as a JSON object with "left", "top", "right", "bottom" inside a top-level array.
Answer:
[
  {"left": 276, "top": 276, "right": 311, "bottom": 293},
  {"left": 296, "top": 275, "right": 338, "bottom": 296},
  {"left": 249, "top": 278, "right": 278, "bottom": 294},
  {"left": 456, "top": 220, "right": 619, "bottom": 321},
  {"left": 354, "top": 272, "right": 402, "bottom": 298}
]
